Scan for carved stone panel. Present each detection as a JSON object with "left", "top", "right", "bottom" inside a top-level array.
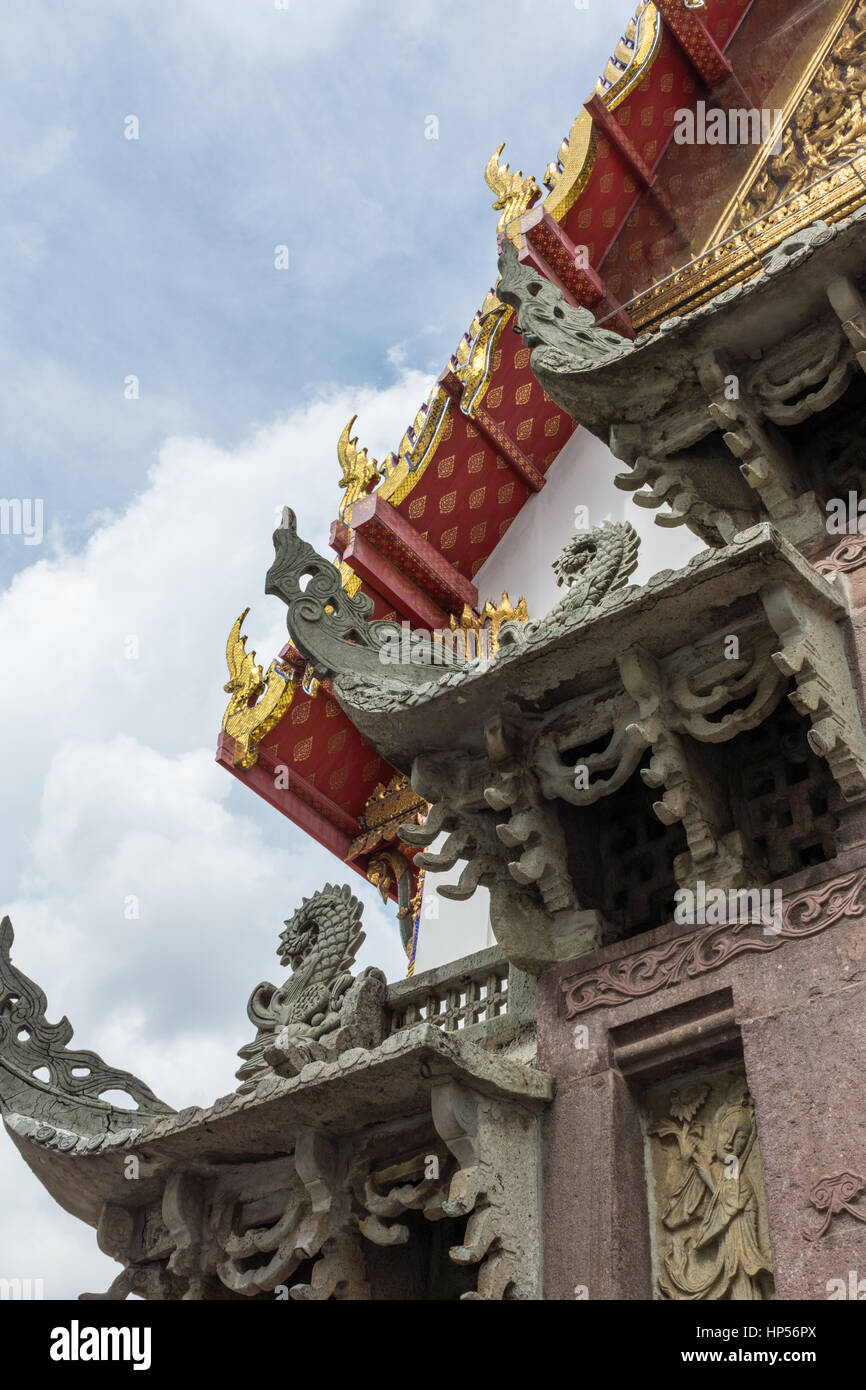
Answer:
[{"left": 644, "top": 1064, "right": 775, "bottom": 1301}]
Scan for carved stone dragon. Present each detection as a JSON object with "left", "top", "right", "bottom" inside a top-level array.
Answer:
[
  {"left": 551, "top": 519, "right": 641, "bottom": 608},
  {"left": 496, "top": 238, "right": 630, "bottom": 371},
  {"left": 236, "top": 884, "right": 387, "bottom": 1087}
]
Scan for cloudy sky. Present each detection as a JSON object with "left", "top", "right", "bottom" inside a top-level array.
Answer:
[{"left": 0, "top": 0, "right": 642, "bottom": 1298}]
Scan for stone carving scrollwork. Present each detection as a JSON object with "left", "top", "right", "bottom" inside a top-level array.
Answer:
[
  {"left": 803, "top": 1171, "right": 866, "bottom": 1241},
  {"left": 0, "top": 916, "right": 173, "bottom": 1131},
  {"left": 563, "top": 867, "right": 866, "bottom": 1016},
  {"left": 815, "top": 536, "right": 866, "bottom": 575}
]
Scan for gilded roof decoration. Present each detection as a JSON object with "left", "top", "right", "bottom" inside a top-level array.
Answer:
[
  {"left": 452, "top": 293, "right": 512, "bottom": 418},
  {"left": 540, "top": 2, "right": 661, "bottom": 224},
  {"left": 723, "top": 0, "right": 866, "bottom": 236},
  {"left": 485, "top": 143, "right": 541, "bottom": 237},
  {"left": 347, "top": 773, "right": 429, "bottom": 859},
  {"left": 450, "top": 593, "right": 529, "bottom": 656},
  {"left": 337, "top": 415, "right": 380, "bottom": 524},
  {"left": 221, "top": 609, "right": 297, "bottom": 769}
]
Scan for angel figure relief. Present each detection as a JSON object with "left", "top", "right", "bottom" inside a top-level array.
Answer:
[{"left": 650, "top": 1076, "right": 774, "bottom": 1301}]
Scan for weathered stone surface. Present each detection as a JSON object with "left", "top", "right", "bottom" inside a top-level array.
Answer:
[
  {"left": 537, "top": 845, "right": 866, "bottom": 1299},
  {"left": 236, "top": 883, "right": 388, "bottom": 1088}
]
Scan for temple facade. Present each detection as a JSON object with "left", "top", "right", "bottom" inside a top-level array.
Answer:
[{"left": 3, "top": 0, "right": 866, "bottom": 1300}]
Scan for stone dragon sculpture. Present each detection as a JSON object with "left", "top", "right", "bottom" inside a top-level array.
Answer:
[
  {"left": 550, "top": 518, "right": 641, "bottom": 610},
  {"left": 496, "top": 238, "right": 630, "bottom": 372},
  {"left": 236, "top": 884, "right": 387, "bottom": 1087}
]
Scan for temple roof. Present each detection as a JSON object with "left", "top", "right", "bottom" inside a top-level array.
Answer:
[{"left": 217, "top": 0, "right": 866, "bottom": 910}]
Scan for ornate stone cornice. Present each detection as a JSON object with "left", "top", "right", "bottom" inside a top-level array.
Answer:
[
  {"left": 501, "top": 209, "right": 866, "bottom": 550},
  {"left": 561, "top": 867, "right": 866, "bottom": 1016},
  {"left": 0, "top": 917, "right": 173, "bottom": 1136}
]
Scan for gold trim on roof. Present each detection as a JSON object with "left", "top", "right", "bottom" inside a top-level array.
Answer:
[
  {"left": 221, "top": 609, "right": 297, "bottom": 769},
  {"left": 628, "top": 152, "right": 866, "bottom": 334},
  {"left": 453, "top": 296, "right": 512, "bottom": 418},
  {"left": 485, "top": 143, "right": 541, "bottom": 237},
  {"left": 537, "top": 2, "right": 661, "bottom": 225},
  {"left": 451, "top": 593, "right": 529, "bottom": 657},
  {"left": 714, "top": 0, "right": 865, "bottom": 243}
]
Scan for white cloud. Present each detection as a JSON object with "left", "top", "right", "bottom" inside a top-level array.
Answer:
[{"left": 0, "top": 363, "right": 428, "bottom": 1295}]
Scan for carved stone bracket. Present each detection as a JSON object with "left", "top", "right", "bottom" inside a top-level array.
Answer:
[
  {"left": 761, "top": 582, "right": 866, "bottom": 802},
  {"left": 495, "top": 209, "right": 866, "bottom": 550}
]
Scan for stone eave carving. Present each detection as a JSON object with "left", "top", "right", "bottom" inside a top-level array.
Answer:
[
  {"left": 310, "top": 524, "right": 863, "bottom": 776},
  {"left": 498, "top": 209, "right": 866, "bottom": 547},
  {"left": 3, "top": 1017, "right": 553, "bottom": 1267},
  {"left": 0, "top": 916, "right": 174, "bottom": 1142},
  {"left": 264, "top": 511, "right": 866, "bottom": 972}
]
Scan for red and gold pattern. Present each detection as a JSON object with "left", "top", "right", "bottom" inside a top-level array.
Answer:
[{"left": 219, "top": 0, "right": 853, "bottom": 915}]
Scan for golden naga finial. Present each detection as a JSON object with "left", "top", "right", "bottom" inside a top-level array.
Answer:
[
  {"left": 485, "top": 142, "right": 541, "bottom": 236},
  {"left": 450, "top": 593, "right": 529, "bottom": 657},
  {"left": 338, "top": 415, "right": 380, "bottom": 521},
  {"left": 221, "top": 609, "right": 297, "bottom": 769}
]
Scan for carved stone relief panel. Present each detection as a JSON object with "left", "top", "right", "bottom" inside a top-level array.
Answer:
[{"left": 644, "top": 1063, "right": 775, "bottom": 1301}]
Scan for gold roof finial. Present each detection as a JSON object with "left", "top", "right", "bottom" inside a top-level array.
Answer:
[
  {"left": 221, "top": 609, "right": 297, "bottom": 769},
  {"left": 449, "top": 593, "right": 529, "bottom": 657},
  {"left": 337, "top": 415, "right": 380, "bottom": 522},
  {"left": 485, "top": 142, "right": 541, "bottom": 236}
]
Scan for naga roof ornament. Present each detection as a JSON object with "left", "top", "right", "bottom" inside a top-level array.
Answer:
[
  {"left": 484, "top": 143, "right": 541, "bottom": 237},
  {"left": 0, "top": 916, "right": 173, "bottom": 1142},
  {"left": 496, "top": 240, "right": 630, "bottom": 368},
  {"left": 221, "top": 609, "right": 296, "bottom": 769},
  {"left": 236, "top": 883, "right": 387, "bottom": 1090}
]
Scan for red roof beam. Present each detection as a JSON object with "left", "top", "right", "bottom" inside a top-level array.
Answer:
[
  {"left": 438, "top": 368, "right": 547, "bottom": 493},
  {"left": 345, "top": 491, "right": 478, "bottom": 624},
  {"left": 216, "top": 733, "right": 363, "bottom": 863}
]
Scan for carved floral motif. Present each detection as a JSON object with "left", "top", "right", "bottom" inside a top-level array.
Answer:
[
  {"left": 803, "top": 1171, "right": 866, "bottom": 1240},
  {"left": 562, "top": 868, "right": 866, "bottom": 1016}
]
